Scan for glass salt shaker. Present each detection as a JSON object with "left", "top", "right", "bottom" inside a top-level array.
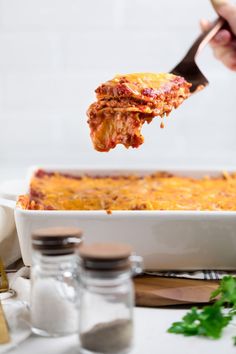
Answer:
[
  {"left": 30, "top": 227, "right": 82, "bottom": 337},
  {"left": 78, "top": 243, "right": 142, "bottom": 354}
]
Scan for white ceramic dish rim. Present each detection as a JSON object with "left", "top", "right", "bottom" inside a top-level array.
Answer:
[{"left": 13, "top": 164, "right": 236, "bottom": 217}]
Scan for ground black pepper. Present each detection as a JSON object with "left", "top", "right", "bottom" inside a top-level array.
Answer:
[{"left": 80, "top": 319, "right": 133, "bottom": 353}]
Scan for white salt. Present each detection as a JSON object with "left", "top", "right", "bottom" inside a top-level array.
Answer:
[{"left": 31, "top": 278, "right": 78, "bottom": 336}]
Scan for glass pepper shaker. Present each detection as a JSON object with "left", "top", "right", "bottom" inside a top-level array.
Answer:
[
  {"left": 78, "top": 242, "right": 142, "bottom": 354},
  {"left": 30, "top": 227, "right": 82, "bottom": 337}
]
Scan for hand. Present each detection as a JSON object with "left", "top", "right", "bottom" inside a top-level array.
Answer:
[{"left": 201, "top": 0, "right": 236, "bottom": 71}]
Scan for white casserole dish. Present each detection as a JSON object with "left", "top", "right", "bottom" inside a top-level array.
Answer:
[{"left": 1, "top": 166, "right": 236, "bottom": 270}]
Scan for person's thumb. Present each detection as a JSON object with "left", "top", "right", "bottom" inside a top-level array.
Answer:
[{"left": 211, "top": 0, "right": 236, "bottom": 34}]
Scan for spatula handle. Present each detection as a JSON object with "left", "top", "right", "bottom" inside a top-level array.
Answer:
[{"left": 184, "top": 17, "right": 225, "bottom": 61}]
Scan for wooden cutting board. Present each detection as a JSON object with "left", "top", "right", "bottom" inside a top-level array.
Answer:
[{"left": 134, "top": 276, "right": 219, "bottom": 307}]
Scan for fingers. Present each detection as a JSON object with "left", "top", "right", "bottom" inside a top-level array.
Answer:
[
  {"left": 217, "top": 48, "right": 236, "bottom": 70},
  {"left": 211, "top": 0, "right": 236, "bottom": 34},
  {"left": 212, "top": 42, "right": 236, "bottom": 70},
  {"left": 200, "top": 19, "right": 232, "bottom": 48},
  {"left": 214, "top": 29, "right": 232, "bottom": 45},
  {"left": 214, "top": 44, "right": 230, "bottom": 59},
  {"left": 211, "top": 0, "right": 230, "bottom": 11},
  {"left": 200, "top": 19, "right": 211, "bottom": 32},
  {"left": 200, "top": 16, "right": 236, "bottom": 71}
]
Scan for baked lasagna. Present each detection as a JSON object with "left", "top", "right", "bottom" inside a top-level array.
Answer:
[
  {"left": 17, "top": 169, "right": 236, "bottom": 212},
  {"left": 87, "top": 73, "right": 191, "bottom": 152}
]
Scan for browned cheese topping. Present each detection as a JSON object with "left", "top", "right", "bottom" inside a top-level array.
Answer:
[{"left": 17, "top": 170, "right": 236, "bottom": 212}]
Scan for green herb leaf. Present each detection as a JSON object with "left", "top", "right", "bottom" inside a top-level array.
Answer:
[
  {"left": 210, "top": 276, "right": 236, "bottom": 306},
  {"left": 168, "top": 303, "right": 231, "bottom": 339},
  {"left": 167, "top": 276, "right": 236, "bottom": 343}
]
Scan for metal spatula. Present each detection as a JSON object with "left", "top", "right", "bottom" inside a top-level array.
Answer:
[{"left": 171, "top": 17, "right": 226, "bottom": 93}]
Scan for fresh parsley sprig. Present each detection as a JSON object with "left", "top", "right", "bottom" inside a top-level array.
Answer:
[
  {"left": 210, "top": 276, "right": 236, "bottom": 310},
  {"left": 168, "top": 276, "right": 236, "bottom": 343}
]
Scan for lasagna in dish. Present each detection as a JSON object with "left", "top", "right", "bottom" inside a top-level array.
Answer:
[
  {"left": 18, "top": 169, "right": 236, "bottom": 212},
  {"left": 87, "top": 73, "right": 191, "bottom": 152}
]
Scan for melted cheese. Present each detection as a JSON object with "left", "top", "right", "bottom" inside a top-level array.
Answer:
[{"left": 17, "top": 171, "right": 236, "bottom": 212}]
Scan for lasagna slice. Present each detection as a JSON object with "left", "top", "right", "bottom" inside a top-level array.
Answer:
[{"left": 87, "top": 73, "right": 191, "bottom": 152}]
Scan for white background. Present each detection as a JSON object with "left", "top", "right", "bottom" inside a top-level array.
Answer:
[{"left": 0, "top": 0, "right": 235, "bottom": 179}]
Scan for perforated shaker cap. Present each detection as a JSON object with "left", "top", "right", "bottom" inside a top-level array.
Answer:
[
  {"left": 79, "top": 243, "right": 133, "bottom": 271},
  {"left": 32, "top": 227, "right": 83, "bottom": 255}
]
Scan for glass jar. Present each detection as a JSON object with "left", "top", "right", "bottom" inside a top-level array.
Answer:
[
  {"left": 30, "top": 227, "right": 82, "bottom": 337},
  {"left": 78, "top": 243, "right": 142, "bottom": 354}
]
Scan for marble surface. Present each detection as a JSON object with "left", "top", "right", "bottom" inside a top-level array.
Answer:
[{"left": 7, "top": 306, "right": 236, "bottom": 354}]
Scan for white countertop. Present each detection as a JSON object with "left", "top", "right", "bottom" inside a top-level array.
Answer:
[{"left": 7, "top": 306, "right": 236, "bottom": 354}]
